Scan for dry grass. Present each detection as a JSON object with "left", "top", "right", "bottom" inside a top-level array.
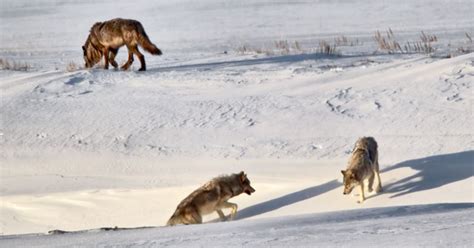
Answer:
[
  {"left": 236, "top": 39, "right": 340, "bottom": 56},
  {"left": 0, "top": 58, "right": 31, "bottom": 71},
  {"left": 235, "top": 44, "right": 253, "bottom": 54},
  {"left": 375, "top": 28, "right": 439, "bottom": 54},
  {"left": 318, "top": 40, "right": 338, "bottom": 55},
  {"left": 236, "top": 40, "right": 304, "bottom": 55},
  {"left": 236, "top": 29, "right": 472, "bottom": 57},
  {"left": 66, "top": 61, "right": 80, "bottom": 72},
  {"left": 274, "top": 40, "right": 290, "bottom": 54},
  {"left": 465, "top": 32, "right": 472, "bottom": 43},
  {"left": 374, "top": 28, "right": 402, "bottom": 53},
  {"left": 453, "top": 33, "right": 474, "bottom": 56},
  {"left": 420, "top": 31, "right": 437, "bottom": 43},
  {"left": 334, "top": 35, "right": 362, "bottom": 46}
]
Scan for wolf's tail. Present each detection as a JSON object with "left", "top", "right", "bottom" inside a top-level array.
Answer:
[{"left": 137, "top": 25, "right": 162, "bottom": 56}]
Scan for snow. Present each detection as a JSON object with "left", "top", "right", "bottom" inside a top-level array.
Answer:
[
  {"left": 1, "top": 0, "right": 473, "bottom": 247},
  {"left": 1, "top": 203, "right": 473, "bottom": 248}
]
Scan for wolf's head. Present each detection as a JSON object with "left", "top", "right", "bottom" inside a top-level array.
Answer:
[
  {"left": 238, "top": 171, "right": 256, "bottom": 195},
  {"left": 341, "top": 169, "right": 359, "bottom": 195},
  {"left": 82, "top": 36, "right": 102, "bottom": 69}
]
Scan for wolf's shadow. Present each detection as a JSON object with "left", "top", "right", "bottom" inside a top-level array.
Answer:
[
  {"left": 383, "top": 150, "right": 473, "bottom": 198},
  {"left": 147, "top": 53, "right": 392, "bottom": 73},
  {"left": 235, "top": 179, "right": 340, "bottom": 220}
]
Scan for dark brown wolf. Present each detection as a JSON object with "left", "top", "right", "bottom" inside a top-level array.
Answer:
[
  {"left": 82, "top": 18, "right": 162, "bottom": 71},
  {"left": 167, "top": 171, "right": 256, "bottom": 226},
  {"left": 341, "top": 137, "right": 382, "bottom": 203}
]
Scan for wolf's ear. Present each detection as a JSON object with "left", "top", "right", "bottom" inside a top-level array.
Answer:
[
  {"left": 239, "top": 171, "right": 246, "bottom": 181},
  {"left": 341, "top": 170, "right": 345, "bottom": 175}
]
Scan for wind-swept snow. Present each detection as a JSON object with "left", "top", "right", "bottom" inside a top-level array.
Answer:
[
  {"left": 0, "top": 0, "right": 473, "bottom": 246},
  {"left": 1, "top": 203, "right": 473, "bottom": 247}
]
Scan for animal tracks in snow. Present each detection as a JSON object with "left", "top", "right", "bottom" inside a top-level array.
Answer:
[
  {"left": 325, "top": 87, "right": 383, "bottom": 118},
  {"left": 439, "top": 62, "right": 473, "bottom": 103}
]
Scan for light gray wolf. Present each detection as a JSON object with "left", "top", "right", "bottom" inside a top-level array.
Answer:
[
  {"left": 167, "top": 171, "right": 256, "bottom": 226},
  {"left": 341, "top": 137, "right": 382, "bottom": 203},
  {"left": 82, "top": 18, "right": 162, "bottom": 71}
]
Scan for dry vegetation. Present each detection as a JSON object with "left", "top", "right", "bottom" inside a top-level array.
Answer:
[
  {"left": 236, "top": 40, "right": 304, "bottom": 55},
  {"left": 465, "top": 32, "right": 472, "bottom": 43},
  {"left": 234, "top": 29, "right": 474, "bottom": 58},
  {"left": 334, "top": 35, "right": 362, "bottom": 46},
  {"left": 66, "top": 61, "right": 80, "bottom": 72},
  {"left": 0, "top": 58, "right": 30, "bottom": 71},
  {"left": 374, "top": 28, "right": 402, "bottom": 53},
  {"left": 374, "top": 28, "right": 439, "bottom": 54},
  {"left": 236, "top": 39, "right": 339, "bottom": 56},
  {"left": 318, "top": 40, "right": 338, "bottom": 55},
  {"left": 454, "top": 32, "right": 474, "bottom": 55}
]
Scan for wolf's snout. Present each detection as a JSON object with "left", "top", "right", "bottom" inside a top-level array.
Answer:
[{"left": 245, "top": 186, "right": 256, "bottom": 195}]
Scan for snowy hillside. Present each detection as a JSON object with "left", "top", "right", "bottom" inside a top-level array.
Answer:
[
  {"left": 1, "top": 0, "right": 473, "bottom": 247},
  {"left": 2, "top": 203, "right": 473, "bottom": 247}
]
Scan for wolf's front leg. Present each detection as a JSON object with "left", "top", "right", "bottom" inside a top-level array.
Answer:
[
  {"left": 218, "top": 202, "right": 238, "bottom": 220},
  {"left": 103, "top": 47, "right": 110, "bottom": 69},
  {"left": 228, "top": 202, "right": 238, "bottom": 220},
  {"left": 108, "top": 48, "right": 119, "bottom": 69},
  {"left": 216, "top": 209, "right": 226, "bottom": 221},
  {"left": 358, "top": 183, "right": 365, "bottom": 203}
]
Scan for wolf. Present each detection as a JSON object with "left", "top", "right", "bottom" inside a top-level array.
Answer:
[
  {"left": 82, "top": 18, "right": 162, "bottom": 71},
  {"left": 167, "top": 171, "right": 256, "bottom": 226},
  {"left": 341, "top": 137, "right": 382, "bottom": 203}
]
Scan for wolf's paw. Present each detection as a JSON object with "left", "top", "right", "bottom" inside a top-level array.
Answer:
[
  {"left": 138, "top": 67, "right": 146, "bottom": 71},
  {"left": 368, "top": 188, "right": 374, "bottom": 193},
  {"left": 375, "top": 187, "right": 383, "bottom": 193},
  {"left": 110, "top": 61, "right": 118, "bottom": 68},
  {"left": 121, "top": 64, "right": 130, "bottom": 70}
]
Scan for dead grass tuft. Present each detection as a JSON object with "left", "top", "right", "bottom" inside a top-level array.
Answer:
[
  {"left": 0, "top": 58, "right": 31, "bottom": 71},
  {"left": 236, "top": 40, "right": 304, "bottom": 55},
  {"left": 319, "top": 40, "right": 338, "bottom": 55},
  {"left": 465, "top": 32, "right": 472, "bottom": 43},
  {"left": 66, "top": 61, "right": 80, "bottom": 72},
  {"left": 375, "top": 28, "right": 438, "bottom": 54},
  {"left": 334, "top": 35, "right": 362, "bottom": 46},
  {"left": 374, "top": 29, "right": 402, "bottom": 53}
]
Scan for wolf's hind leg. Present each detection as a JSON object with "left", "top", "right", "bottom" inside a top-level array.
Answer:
[
  {"left": 375, "top": 160, "right": 382, "bottom": 193},
  {"left": 121, "top": 48, "right": 134, "bottom": 70},
  {"left": 368, "top": 172, "right": 375, "bottom": 193},
  {"left": 128, "top": 45, "right": 146, "bottom": 71},
  {"left": 375, "top": 171, "right": 382, "bottom": 193}
]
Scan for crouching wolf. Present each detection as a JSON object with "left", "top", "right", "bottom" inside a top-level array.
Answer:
[
  {"left": 82, "top": 18, "right": 162, "bottom": 71},
  {"left": 341, "top": 137, "right": 382, "bottom": 203},
  {"left": 167, "top": 171, "right": 255, "bottom": 226}
]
